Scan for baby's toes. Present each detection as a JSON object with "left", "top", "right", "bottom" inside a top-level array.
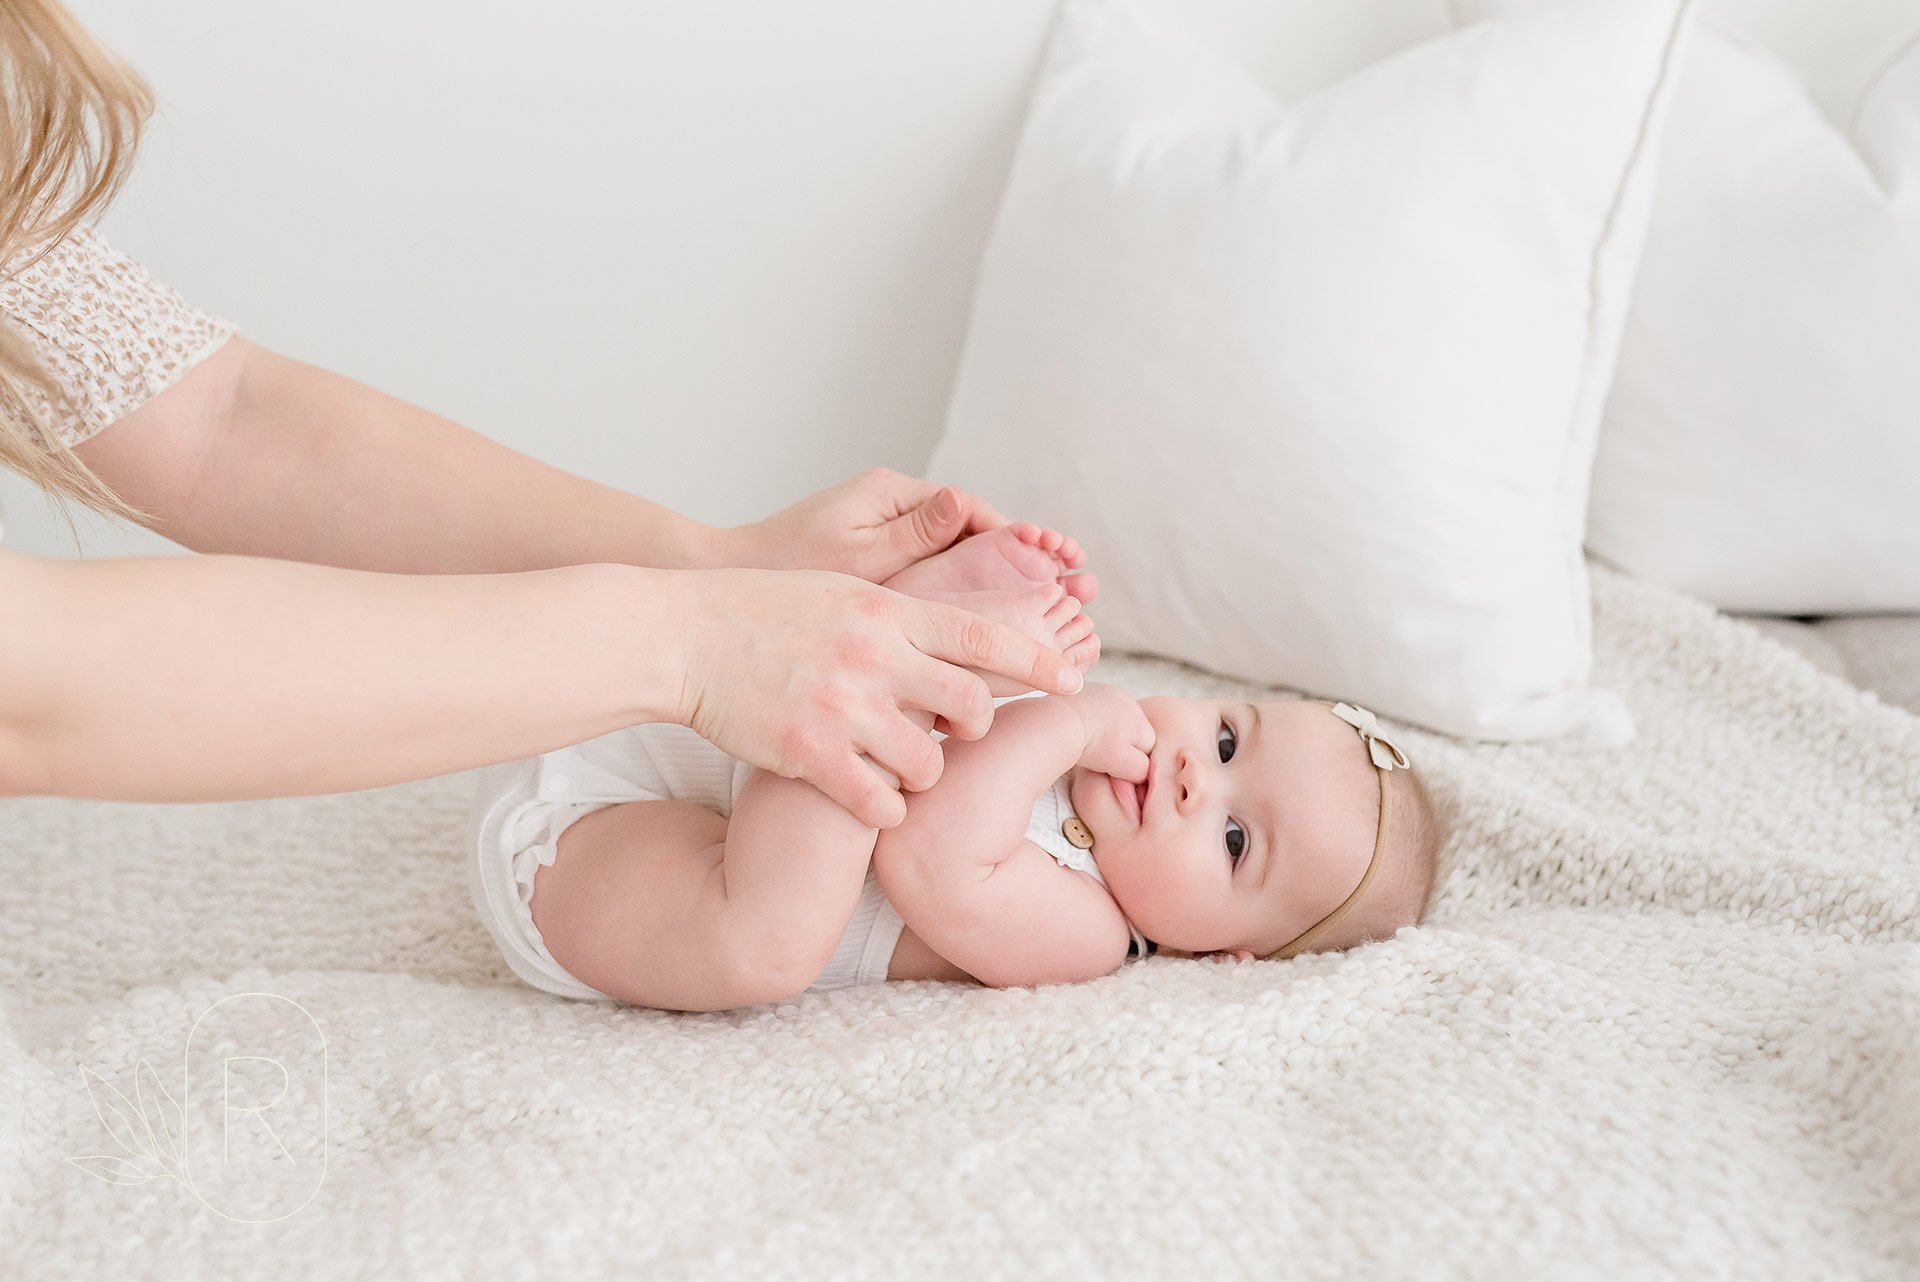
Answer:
[
  {"left": 1064, "top": 633, "right": 1101, "bottom": 671},
  {"left": 997, "top": 524, "right": 1077, "bottom": 586},
  {"left": 1057, "top": 611, "right": 1094, "bottom": 647},
  {"left": 1061, "top": 571, "right": 1099, "bottom": 607},
  {"left": 1014, "top": 522, "right": 1063, "bottom": 554},
  {"left": 1043, "top": 593, "right": 1082, "bottom": 629}
]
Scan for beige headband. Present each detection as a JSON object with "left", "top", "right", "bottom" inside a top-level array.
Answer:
[{"left": 1262, "top": 701, "right": 1410, "bottom": 962}]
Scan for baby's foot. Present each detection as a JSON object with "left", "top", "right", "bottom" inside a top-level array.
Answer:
[
  {"left": 904, "top": 580, "right": 1099, "bottom": 698},
  {"left": 884, "top": 524, "right": 1099, "bottom": 611}
]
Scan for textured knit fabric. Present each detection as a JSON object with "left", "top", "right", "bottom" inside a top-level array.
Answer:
[
  {"left": 0, "top": 225, "right": 235, "bottom": 448},
  {"left": 4, "top": 567, "right": 1920, "bottom": 1278}
]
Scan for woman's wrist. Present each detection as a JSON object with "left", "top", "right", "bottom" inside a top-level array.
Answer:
[
  {"left": 594, "top": 503, "right": 723, "bottom": 572},
  {"left": 599, "top": 561, "right": 704, "bottom": 728},
  {"left": 696, "top": 523, "right": 756, "bottom": 571}
]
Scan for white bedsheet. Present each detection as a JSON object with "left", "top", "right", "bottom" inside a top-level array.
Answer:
[{"left": 2, "top": 565, "right": 1916, "bottom": 1279}]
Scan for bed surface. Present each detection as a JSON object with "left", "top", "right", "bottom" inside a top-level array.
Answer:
[
  {"left": 1738, "top": 613, "right": 1920, "bottom": 716},
  {"left": 2, "top": 575, "right": 1916, "bottom": 1279}
]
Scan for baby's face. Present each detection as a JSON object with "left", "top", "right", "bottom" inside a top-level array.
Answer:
[{"left": 1065, "top": 696, "right": 1381, "bottom": 959}]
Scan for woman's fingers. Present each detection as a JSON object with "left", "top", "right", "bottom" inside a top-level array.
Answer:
[
  {"left": 955, "top": 490, "right": 1010, "bottom": 538},
  {"left": 821, "top": 750, "right": 908, "bottom": 830},
  {"left": 900, "top": 597, "right": 1084, "bottom": 718},
  {"left": 896, "top": 654, "right": 996, "bottom": 743},
  {"left": 885, "top": 487, "right": 971, "bottom": 569},
  {"left": 674, "top": 566, "right": 1088, "bottom": 829},
  {"left": 860, "top": 699, "right": 948, "bottom": 794}
]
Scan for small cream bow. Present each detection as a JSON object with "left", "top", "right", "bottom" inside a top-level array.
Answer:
[{"left": 1330, "top": 702, "right": 1411, "bottom": 772}]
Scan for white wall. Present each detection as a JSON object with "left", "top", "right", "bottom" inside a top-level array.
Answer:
[
  {"left": 2, "top": 0, "right": 1067, "bottom": 557},
  {"left": 3, "top": 0, "right": 1911, "bottom": 560}
]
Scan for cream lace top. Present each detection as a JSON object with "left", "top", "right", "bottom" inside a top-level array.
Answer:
[{"left": 0, "top": 225, "right": 236, "bottom": 449}]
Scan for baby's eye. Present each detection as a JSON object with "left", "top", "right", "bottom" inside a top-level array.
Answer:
[
  {"left": 1225, "top": 817, "right": 1246, "bottom": 864},
  {"left": 1217, "top": 720, "right": 1237, "bottom": 764}
]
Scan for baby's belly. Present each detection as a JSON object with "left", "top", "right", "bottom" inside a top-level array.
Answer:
[{"left": 885, "top": 923, "right": 976, "bottom": 984}]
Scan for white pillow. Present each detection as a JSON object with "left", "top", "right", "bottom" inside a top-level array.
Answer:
[
  {"left": 928, "top": 0, "right": 1692, "bottom": 741},
  {"left": 1582, "top": 26, "right": 1920, "bottom": 613}
]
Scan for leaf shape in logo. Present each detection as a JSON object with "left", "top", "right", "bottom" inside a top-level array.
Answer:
[
  {"left": 79, "top": 1065, "right": 154, "bottom": 1164},
  {"left": 67, "top": 1154, "right": 157, "bottom": 1185},
  {"left": 134, "top": 1058, "right": 185, "bottom": 1166}
]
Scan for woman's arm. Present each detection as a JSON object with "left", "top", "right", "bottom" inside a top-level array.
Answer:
[
  {"left": 0, "top": 546, "right": 1081, "bottom": 824},
  {"left": 0, "top": 548, "right": 685, "bottom": 800},
  {"left": 872, "top": 695, "right": 1132, "bottom": 987},
  {"left": 71, "top": 336, "right": 722, "bottom": 574},
  {"left": 72, "top": 337, "right": 1011, "bottom": 585}
]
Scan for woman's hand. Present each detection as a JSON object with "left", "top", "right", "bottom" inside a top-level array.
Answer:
[
  {"left": 715, "top": 468, "right": 1009, "bottom": 584},
  {"left": 671, "top": 566, "right": 1083, "bottom": 830},
  {"left": 1065, "top": 683, "right": 1155, "bottom": 784}
]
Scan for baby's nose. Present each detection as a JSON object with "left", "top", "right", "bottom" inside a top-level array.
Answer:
[{"left": 1176, "top": 748, "right": 1207, "bottom": 809}]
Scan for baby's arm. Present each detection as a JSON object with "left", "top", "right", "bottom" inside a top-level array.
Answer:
[{"left": 872, "top": 694, "right": 1133, "bottom": 987}]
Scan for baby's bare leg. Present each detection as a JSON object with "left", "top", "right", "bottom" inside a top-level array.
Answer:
[
  {"left": 716, "top": 707, "right": 937, "bottom": 989},
  {"left": 531, "top": 762, "right": 931, "bottom": 1011}
]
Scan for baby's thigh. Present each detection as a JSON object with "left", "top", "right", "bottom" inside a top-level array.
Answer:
[{"left": 529, "top": 799, "right": 777, "bottom": 1012}]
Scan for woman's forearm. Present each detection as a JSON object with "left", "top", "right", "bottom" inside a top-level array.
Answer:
[
  {"left": 0, "top": 549, "right": 687, "bottom": 801},
  {"left": 82, "top": 336, "right": 722, "bottom": 574}
]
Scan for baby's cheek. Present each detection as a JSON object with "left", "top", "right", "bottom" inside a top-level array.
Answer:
[{"left": 1103, "top": 832, "right": 1156, "bottom": 891}]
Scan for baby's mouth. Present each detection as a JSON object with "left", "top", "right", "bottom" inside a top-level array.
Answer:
[{"left": 1111, "top": 763, "right": 1148, "bottom": 824}]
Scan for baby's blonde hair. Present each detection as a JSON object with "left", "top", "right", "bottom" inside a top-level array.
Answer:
[{"left": 1394, "top": 766, "right": 1454, "bottom": 925}]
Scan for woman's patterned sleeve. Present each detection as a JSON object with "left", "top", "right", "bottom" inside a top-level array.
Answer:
[{"left": 0, "top": 225, "right": 237, "bottom": 448}]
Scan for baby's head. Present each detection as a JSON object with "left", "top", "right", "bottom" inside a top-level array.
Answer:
[{"left": 1066, "top": 695, "right": 1449, "bottom": 962}]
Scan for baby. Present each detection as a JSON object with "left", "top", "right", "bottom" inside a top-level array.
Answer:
[{"left": 468, "top": 524, "right": 1449, "bottom": 1012}]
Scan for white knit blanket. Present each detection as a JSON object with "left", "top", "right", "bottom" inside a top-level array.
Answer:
[{"left": 3, "top": 566, "right": 1917, "bottom": 1279}]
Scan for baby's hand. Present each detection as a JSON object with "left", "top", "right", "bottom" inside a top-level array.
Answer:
[{"left": 1066, "top": 683, "right": 1154, "bottom": 783}]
